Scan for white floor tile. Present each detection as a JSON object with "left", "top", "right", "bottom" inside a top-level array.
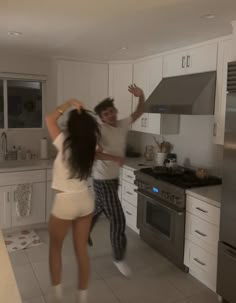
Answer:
[
  {"left": 9, "top": 249, "right": 29, "bottom": 266},
  {"left": 23, "top": 296, "right": 46, "bottom": 303},
  {"left": 13, "top": 264, "right": 42, "bottom": 301}
]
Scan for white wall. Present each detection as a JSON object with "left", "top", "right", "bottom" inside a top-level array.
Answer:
[
  {"left": 128, "top": 115, "right": 223, "bottom": 173},
  {"left": 0, "top": 52, "right": 56, "bottom": 156}
]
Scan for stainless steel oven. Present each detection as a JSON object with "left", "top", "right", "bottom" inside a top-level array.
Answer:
[
  {"left": 135, "top": 166, "right": 221, "bottom": 271},
  {"left": 137, "top": 189, "right": 186, "bottom": 270}
]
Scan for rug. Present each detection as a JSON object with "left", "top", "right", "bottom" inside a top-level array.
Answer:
[{"left": 4, "top": 229, "right": 43, "bottom": 252}]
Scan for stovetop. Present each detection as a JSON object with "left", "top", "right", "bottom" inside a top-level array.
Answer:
[
  {"left": 134, "top": 166, "right": 222, "bottom": 209},
  {"left": 137, "top": 166, "right": 222, "bottom": 189}
]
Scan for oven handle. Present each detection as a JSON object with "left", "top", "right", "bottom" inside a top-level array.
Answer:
[{"left": 135, "top": 189, "right": 184, "bottom": 215}]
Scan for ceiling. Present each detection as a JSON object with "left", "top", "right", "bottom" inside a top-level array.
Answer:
[{"left": 1, "top": 0, "right": 236, "bottom": 61}]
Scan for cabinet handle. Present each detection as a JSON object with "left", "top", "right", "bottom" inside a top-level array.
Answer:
[
  {"left": 144, "top": 117, "right": 148, "bottom": 128},
  {"left": 195, "top": 230, "right": 207, "bottom": 237},
  {"left": 126, "top": 191, "right": 133, "bottom": 196},
  {"left": 196, "top": 207, "right": 208, "bottom": 214},
  {"left": 7, "top": 192, "right": 10, "bottom": 203},
  {"left": 193, "top": 258, "right": 206, "bottom": 266},
  {"left": 182, "top": 56, "right": 186, "bottom": 68},
  {"left": 213, "top": 123, "right": 217, "bottom": 136},
  {"left": 125, "top": 211, "right": 132, "bottom": 216},
  {"left": 126, "top": 175, "right": 133, "bottom": 179},
  {"left": 186, "top": 55, "right": 190, "bottom": 68},
  {"left": 141, "top": 118, "right": 144, "bottom": 127}
]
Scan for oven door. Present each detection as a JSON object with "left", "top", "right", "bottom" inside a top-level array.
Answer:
[{"left": 137, "top": 190, "right": 185, "bottom": 269}]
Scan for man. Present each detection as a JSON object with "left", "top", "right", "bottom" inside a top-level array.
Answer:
[{"left": 91, "top": 84, "right": 145, "bottom": 276}]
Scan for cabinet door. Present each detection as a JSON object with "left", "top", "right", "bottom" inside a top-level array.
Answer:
[
  {"left": 132, "top": 61, "right": 148, "bottom": 132},
  {"left": 57, "top": 60, "right": 108, "bottom": 127},
  {"left": 187, "top": 43, "right": 217, "bottom": 74},
  {"left": 163, "top": 51, "right": 187, "bottom": 77},
  {"left": 108, "top": 63, "right": 133, "bottom": 120},
  {"left": 11, "top": 182, "right": 46, "bottom": 227},
  {"left": 213, "top": 39, "right": 233, "bottom": 145},
  {"left": 46, "top": 181, "right": 56, "bottom": 222},
  {"left": 147, "top": 56, "right": 163, "bottom": 96},
  {"left": 0, "top": 186, "right": 12, "bottom": 229}
]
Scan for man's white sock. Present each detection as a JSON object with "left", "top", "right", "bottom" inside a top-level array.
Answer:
[{"left": 77, "top": 289, "right": 88, "bottom": 303}]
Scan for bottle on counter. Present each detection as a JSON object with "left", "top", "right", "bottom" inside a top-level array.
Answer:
[{"left": 17, "top": 146, "right": 22, "bottom": 160}]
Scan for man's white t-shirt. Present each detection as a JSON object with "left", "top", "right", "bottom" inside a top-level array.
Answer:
[
  {"left": 52, "top": 132, "right": 87, "bottom": 192},
  {"left": 93, "top": 117, "right": 131, "bottom": 180}
]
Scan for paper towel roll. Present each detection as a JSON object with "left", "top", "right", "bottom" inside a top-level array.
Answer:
[{"left": 40, "top": 138, "right": 48, "bottom": 159}]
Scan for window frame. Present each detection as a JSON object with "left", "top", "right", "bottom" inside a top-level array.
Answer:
[{"left": 0, "top": 74, "right": 46, "bottom": 130}]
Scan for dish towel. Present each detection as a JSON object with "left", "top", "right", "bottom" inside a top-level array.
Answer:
[{"left": 15, "top": 184, "right": 32, "bottom": 217}]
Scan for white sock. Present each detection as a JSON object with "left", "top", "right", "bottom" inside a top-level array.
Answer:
[
  {"left": 113, "top": 260, "right": 132, "bottom": 277},
  {"left": 77, "top": 289, "right": 88, "bottom": 303},
  {"left": 52, "top": 284, "right": 63, "bottom": 301}
]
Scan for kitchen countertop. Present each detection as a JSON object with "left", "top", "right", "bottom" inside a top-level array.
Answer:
[
  {"left": 0, "top": 159, "right": 53, "bottom": 173},
  {"left": 186, "top": 185, "right": 222, "bottom": 208},
  {"left": 0, "top": 229, "right": 22, "bottom": 303},
  {"left": 0, "top": 157, "right": 155, "bottom": 173},
  {"left": 123, "top": 157, "right": 156, "bottom": 171}
]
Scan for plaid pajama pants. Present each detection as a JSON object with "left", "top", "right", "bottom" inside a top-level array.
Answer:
[{"left": 91, "top": 179, "right": 127, "bottom": 261}]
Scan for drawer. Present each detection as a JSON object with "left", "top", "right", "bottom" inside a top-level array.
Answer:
[
  {"left": 122, "top": 182, "right": 137, "bottom": 207},
  {"left": 122, "top": 168, "right": 135, "bottom": 184},
  {"left": 0, "top": 170, "right": 46, "bottom": 186},
  {"left": 47, "top": 169, "right": 52, "bottom": 181},
  {"left": 186, "top": 195, "right": 220, "bottom": 225},
  {"left": 123, "top": 201, "right": 139, "bottom": 233},
  {"left": 184, "top": 240, "right": 217, "bottom": 291},
  {"left": 185, "top": 213, "right": 219, "bottom": 254}
]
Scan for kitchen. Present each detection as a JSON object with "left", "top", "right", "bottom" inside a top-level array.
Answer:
[{"left": 1, "top": 1, "right": 236, "bottom": 302}]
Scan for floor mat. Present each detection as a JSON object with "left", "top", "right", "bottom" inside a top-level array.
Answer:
[{"left": 4, "top": 229, "right": 43, "bottom": 252}]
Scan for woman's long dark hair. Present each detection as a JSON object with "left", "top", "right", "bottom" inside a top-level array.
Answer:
[{"left": 63, "top": 109, "right": 100, "bottom": 180}]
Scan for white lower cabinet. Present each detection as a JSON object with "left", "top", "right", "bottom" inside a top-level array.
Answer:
[
  {"left": 184, "top": 194, "right": 220, "bottom": 292},
  {"left": 0, "top": 170, "right": 47, "bottom": 229},
  {"left": 0, "top": 186, "right": 12, "bottom": 229},
  {"left": 121, "top": 167, "right": 139, "bottom": 234},
  {"left": 11, "top": 182, "right": 46, "bottom": 227}
]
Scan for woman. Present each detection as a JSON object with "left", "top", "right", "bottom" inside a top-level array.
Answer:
[{"left": 45, "top": 98, "right": 100, "bottom": 303}]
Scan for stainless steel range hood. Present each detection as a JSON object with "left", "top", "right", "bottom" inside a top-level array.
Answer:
[{"left": 144, "top": 71, "right": 216, "bottom": 115}]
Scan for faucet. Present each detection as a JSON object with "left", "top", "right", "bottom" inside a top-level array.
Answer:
[{"left": 1, "top": 132, "right": 8, "bottom": 160}]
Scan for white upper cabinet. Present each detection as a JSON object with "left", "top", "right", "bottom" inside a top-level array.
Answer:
[
  {"left": 163, "top": 43, "right": 218, "bottom": 77},
  {"left": 132, "top": 57, "right": 179, "bottom": 135},
  {"left": 57, "top": 60, "right": 108, "bottom": 110},
  {"left": 108, "top": 63, "right": 133, "bottom": 120},
  {"left": 213, "top": 39, "right": 233, "bottom": 145}
]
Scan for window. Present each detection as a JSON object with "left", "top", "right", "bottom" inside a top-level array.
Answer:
[
  {"left": 0, "top": 80, "right": 3, "bottom": 128},
  {"left": 0, "top": 78, "right": 44, "bottom": 129}
]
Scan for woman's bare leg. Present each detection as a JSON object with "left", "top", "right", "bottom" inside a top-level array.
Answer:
[
  {"left": 72, "top": 213, "right": 93, "bottom": 290},
  {"left": 48, "top": 215, "right": 71, "bottom": 285}
]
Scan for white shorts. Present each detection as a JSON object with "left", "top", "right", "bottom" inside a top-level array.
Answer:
[{"left": 51, "top": 189, "right": 94, "bottom": 220}]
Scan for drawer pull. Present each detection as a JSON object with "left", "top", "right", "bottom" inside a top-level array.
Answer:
[
  {"left": 125, "top": 211, "right": 132, "bottom": 216},
  {"left": 196, "top": 207, "right": 208, "bottom": 213},
  {"left": 193, "top": 258, "right": 206, "bottom": 266},
  {"left": 126, "top": 175, "right": 133, "bottom": 179},
  {"left": 126, "top": 191, "right": 133, "bottom": 196},
  {"left": 195, "top": 230, "right": 207, "bottom": 237},
  {"left": 227, "top": 249, "right": 236, "bottom": 260}
]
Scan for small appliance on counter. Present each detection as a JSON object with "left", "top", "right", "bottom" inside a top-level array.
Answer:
[
  {"left": 134, "top": 165, "right": 221, "bottom": 271},
  {"left": 125, "top": 145, "right": 141, "bottom": 158}
]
